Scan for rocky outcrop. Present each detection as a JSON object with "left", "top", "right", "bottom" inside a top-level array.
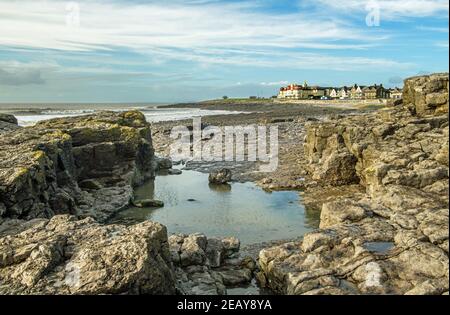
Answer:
[
  {"left": 0, "top": 113, "right": 20, "bottom": 134},
  {"left": 0, "top": 215, "right": 175, "bottom": 295},
  {"left": 0, "top": 111, "right": 155, "bottom": 222},
  {"left": 403, "top": 73, "right": 449, "bottom": 117},
  {"left": 169, "top": 233, "right": 256, "bottom": 295},
  {"left": 259, "top": 73, "right": 449, "bottom": 295}
]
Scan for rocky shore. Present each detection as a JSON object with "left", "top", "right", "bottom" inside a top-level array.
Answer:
[
  {"left": 0, "top": 111, "right": 155, "bottom": 222},
  {"left": 0, "top": 215, "right": 175, "bottom": 294},
  {"left": 0, "top": 110, "right": 257, "bottom": 295},
  {"left": 0, "top": 73, "right": 448, "bottom": 295},
  {"left": 258, "top": 73, "right": 449, "bottom": 295}
]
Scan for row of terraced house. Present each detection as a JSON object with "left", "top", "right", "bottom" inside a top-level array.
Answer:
[{"left": 277, "top": 82, "right": 403, "bottom": 100}]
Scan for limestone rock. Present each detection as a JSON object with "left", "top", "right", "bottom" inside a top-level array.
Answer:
[
  {"left": 156, "top": 157, "right": 173, "bottom": 170},
  {"left": 168, "top": 169, "right": 182, "bottom": 175},
  {"left": 215, "top": 267, "right": 252, "bottom": 286},
  {"left": 169, "top": 233, "right": 252, "bottom": 295},
  {"left": 320, "top": 199, "right": 370, "bottom": 228},
  {"left": 0, "top": 215, "right": 176, "bottom": 295},
  {"left": 0, "top": 113, "right": 18, "bottom": 125},
  {"left": 0, "top": 113, "right": 20, "bottom": 133},
  {"left": 403, "top": 73, "right": 449, "bottom": 117},
  {"left": 259, "top": 73, "right": 449, "bottom": 295},
  {"left": 133, "top": 199, "right": 164, "bottom": 208},
  {"left": 209, "top": 168, "right": 232, "bottom": 184},
  {"left": 0, "top": 111, "right": 156, "bottom": 222}
]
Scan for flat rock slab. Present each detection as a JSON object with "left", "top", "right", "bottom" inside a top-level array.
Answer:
[{"left": 0, "top": 215, "right": 176, "bottom": 295}]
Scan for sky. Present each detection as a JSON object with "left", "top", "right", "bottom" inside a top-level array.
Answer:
[{"left": 0, "top": 0, "right": 448, "bottom": 103}]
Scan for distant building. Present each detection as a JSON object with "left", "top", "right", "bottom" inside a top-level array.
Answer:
[
  {"left": 362, "top": 84, "right": 388, "bottom": 99},
  {"left": 278, "top": 82, "right": 391, "bottom": 101},
  {"left": 389, "top": 88, "right": 403, "bottom": 99},
  {"left": 278, "top": 82, "right": 326, "bottom": 100},
  {"left": 338, "top": 86, "right": 351, "bottom": 99},
  {"left": 328, "top": 88, "right": 338, "bottom": 99},
  {"left": 350, "top": 84, "right": 364, "bottom": 99}
]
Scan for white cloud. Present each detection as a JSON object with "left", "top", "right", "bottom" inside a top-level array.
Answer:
[
  {"left": 435, "top": 41, "right": 449, "bottom": 49},
  {"left": 0, "top": 0, "right": 398, "bottom": 70},
  {"left": 0, "top": 0, "right": 377, "bottom": 52},
  {"left": 0, "top": 0, "right": 433, "bottom": 79},
  {"left": 0, "top": 60, "right": 61, "bottom": 85},
  {"left": 260, "top": 81, "right": 289, "bottom": 86},
  {"left": 417, "top": 26, "right": 449, "bottom": 32},
  {"left": 312, "top": 0, "right": 449, "bottom": 19}
]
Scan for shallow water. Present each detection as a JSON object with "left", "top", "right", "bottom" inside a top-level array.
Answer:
[
  {"left": 110, "top": 168, "right": 320, "bottom": 245},
  {"left": 363, "top": 242, "right": 395, "bottom": 254}
]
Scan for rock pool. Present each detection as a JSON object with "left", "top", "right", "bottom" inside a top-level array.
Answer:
[{"left": 110, "top": 168, "right": 320, "bottom": 245}]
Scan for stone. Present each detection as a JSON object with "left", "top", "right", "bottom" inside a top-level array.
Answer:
[
  {"left": 134, "top": 199, "right": 164, "bottom": 208},
  {"left": 179, "top": 234, "right": 208, "bottom": 267},
  {"left": 320, "top": 199, "right": 369, "bottom": 228},
  {"left": 403, "top": 73, "right": 449, "bottom": 116},
  {"left": 0, "top": 114, "right": 18, "bottom": 125},
  {"left": 215, "top": 268, "right": 252, "bottom": 286},
  {"left": 312, "top": 151, "right": 359, "bottom": 186},
  {"left": 222, "top": 237, "right": 240, "bottom": 257},
  {"left": 169, "top": 233, "right": 247, "bottom": 295},
  {"left": 205, "top": 238, "right": 225, "bottom": 268},
  {"left": 0, "top": 215, "right": 176, "bottom": 295},
  {"left": 157, "top": 157, "right": 173, "bottom": 170},
  {"left": 168, "top": 169, "right": 182, "bottom": 175},
  {"left": 0, "top": 111, "right": 156, "bottom": 222},
  {"left": 208, "top": 168, "right": 232, "bottom": 184}
]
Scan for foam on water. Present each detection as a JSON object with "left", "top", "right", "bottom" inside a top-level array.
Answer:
[{"left": 3, "top": 105, "right": 243, "bottom": 126}]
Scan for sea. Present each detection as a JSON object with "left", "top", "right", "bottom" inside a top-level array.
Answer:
[{"left": 0, "top": 103, "right": 241, "bottom": 126}]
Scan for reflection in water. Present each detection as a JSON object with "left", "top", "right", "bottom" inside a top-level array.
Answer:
[
  {"left": 110, "top": 170, "right": 320, "bottom": 245},
  {"left": 208, "top": 183, "right": 232, "bottom": 193},
  {"left": 363, "top": 242, "right": 395, "bottom": 254}
]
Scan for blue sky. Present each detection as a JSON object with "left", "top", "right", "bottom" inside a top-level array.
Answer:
[{"left": 0, "top": 0, "right": 448, "bottom": 103}]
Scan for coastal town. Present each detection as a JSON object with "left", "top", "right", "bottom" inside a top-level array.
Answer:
[{"left": 277, "top": 81, "right": 403, "bottom": 100}]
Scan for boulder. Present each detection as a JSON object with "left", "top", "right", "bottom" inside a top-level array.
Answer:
[
  {"left": 208, "top": 168, "right": 232, "bottom": 184},
  {"left": 215, "top": 268, "right": 252, "bottom": 286},
  {"left": 0, "top": 114, "right": 18, "bottom": 125},
  {"left": 156, "top": 157, "right": 173, "bottom": 170},
  {"left": 320, "top": 199, "right": 370, "bottom": 228},
  {"left": 168, "top": 169, "right": 182, "bottom": 175},
  {"left": 133, "top": 199, "right": 164, "bottom": 208},
  {"left": 403, "top": 73, "right": 449, "bottom": 117},
  {"left": 221, "top": 237, "right": 240, "bottom": 257},
  {"left": 168, "top": 233, "right": 250, "bottom": 295},
  {"left": 0, "top": 215, "right": 176, "bottom": 295},
  {"left": 0, "top": 114, "right": 20, "bottom": 134}
]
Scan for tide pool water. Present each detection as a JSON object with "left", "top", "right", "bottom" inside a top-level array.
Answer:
[{"left": 110, "top": 169, "right": 320, "bottom": 245}]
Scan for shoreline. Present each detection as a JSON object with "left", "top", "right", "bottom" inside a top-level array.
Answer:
[{"left": 0, "top": 73, "right": 448, "bottom": 295}]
